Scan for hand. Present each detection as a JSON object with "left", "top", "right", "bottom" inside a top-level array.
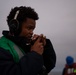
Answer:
[
  {"left": 39, "top": 34, "right": 46, "bottom": 46},
  {"left": 31, "top": 34, "right": 39, "bottom": 41},
  {"left": 31, "top": 34, "right": 46, "bottom": 46},
  {"left": 31, "top": 35, "right": 44, "bottom": 55}
]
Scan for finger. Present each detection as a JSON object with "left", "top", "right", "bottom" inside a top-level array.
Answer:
[
  {"left": 40, "top": 34, "right": 43, "bottom": 38},
  {"left": 41, "top": 45, "right": 44, "bottom": 48},
  {"left": 36, "top": 36, "right": 42, "bottom": 42},
  {"left": 43, "top": 35, "right": 46, "bottom": 39},
  {"left": 40, "top": 45, "right": 44, "bottom": 51},
  {"left": 32, "top": 34, "right": 39, "bottom": 40}
]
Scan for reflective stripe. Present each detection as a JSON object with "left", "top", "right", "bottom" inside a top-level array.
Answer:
[{"left": 14, "top": 45, "right": 24, "bottom": 59}]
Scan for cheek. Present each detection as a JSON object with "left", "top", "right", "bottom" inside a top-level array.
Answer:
[
  {"left": 22, "top": 29, "right": 28, "bottom": 35},
  {"left": 20, "top": 29, "right": 28, "bottom": 36}
]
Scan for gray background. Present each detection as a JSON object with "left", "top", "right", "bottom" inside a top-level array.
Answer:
[{"left": 0, "top": 0, "right": 76, "bottom": 75}]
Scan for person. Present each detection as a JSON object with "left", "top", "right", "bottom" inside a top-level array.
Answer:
[
  {"left": 62, "top": 56, "right": 76, "bottom": 75},
  {"left": 0, "top": 6, "right": 56, "bottom": 75}
]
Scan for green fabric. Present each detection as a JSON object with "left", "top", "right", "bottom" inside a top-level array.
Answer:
[
  {"left": 74, "top": 69, "right": 76, "bottom": 73},
  {"left": 0, "top": 36, "right": 24, "bottom": 63}
]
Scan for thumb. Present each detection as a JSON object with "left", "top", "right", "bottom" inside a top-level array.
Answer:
[{"left": 36, "top": 36, "right": 42, "bottom": 42}]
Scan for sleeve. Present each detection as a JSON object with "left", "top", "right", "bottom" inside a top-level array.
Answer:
[
  {"left": 0, "top": 47, "right": 44, "bottom": 75},
  {"left": 43, "top": 39, "right": 56, "bottom": 73}
]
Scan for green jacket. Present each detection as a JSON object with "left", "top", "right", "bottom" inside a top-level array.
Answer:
[{"left": 0, "top": 36, "right": 25, "bottom": 63}]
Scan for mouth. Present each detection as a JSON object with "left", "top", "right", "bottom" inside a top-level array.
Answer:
[{"left": 28, "top": 35, "right": 32, "bottom": 39}]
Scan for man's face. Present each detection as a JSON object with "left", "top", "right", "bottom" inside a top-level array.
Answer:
[{"left": 19, "top": 18, "right": 36, "bottom": 39}]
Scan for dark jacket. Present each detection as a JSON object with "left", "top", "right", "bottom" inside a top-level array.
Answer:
[
  {"left": 62, "top": 63, "right": 76, "bottom": 75},
  {"left": 0, "top": 31, "right": 56, "bottom": 75}
]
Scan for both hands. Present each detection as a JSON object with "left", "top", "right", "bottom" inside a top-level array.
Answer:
[{"left": 31, "top": 34, "right": 46, "bottom": 55}]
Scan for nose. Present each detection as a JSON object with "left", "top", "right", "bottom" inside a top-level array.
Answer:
[{"left": 30, "top": 30, "right": 33, "bottom": 35}]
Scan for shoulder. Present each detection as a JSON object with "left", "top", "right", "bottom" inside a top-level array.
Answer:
[
  {"left": 46, "top": 38, "right": 51, "bottom": 42},
  {"left": 0, "top": 47, "right": 13, "bottom": 59},
  {"left": 45, "top": 38, "right": 53, "bottom": 47},
  {"left": 73, "top": 63, "right": 76, "bottom": 67}
]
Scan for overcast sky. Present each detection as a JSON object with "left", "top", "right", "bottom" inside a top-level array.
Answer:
[{"left": 0, "top": 0, "right": 76, "bottom": 74}]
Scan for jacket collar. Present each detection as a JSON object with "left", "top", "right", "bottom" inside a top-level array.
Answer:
[{"left": 2, "top": 30, "right": 31, "bottom": 53}]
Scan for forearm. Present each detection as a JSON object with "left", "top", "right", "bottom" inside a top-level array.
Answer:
[{"left": 19, "top": 51, "right": 44, "bottom": 75}]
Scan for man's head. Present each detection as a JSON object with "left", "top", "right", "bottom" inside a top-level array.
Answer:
[
  {"left": 66, "top": 56, "right": 74, "bottom": 66},
  {"left": 7, "top": 6, "right": 39, "bottom": 39}
]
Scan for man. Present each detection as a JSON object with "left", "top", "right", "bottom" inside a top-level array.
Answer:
[
  {"left": 62, "top": 56, "right": 76, "bottom": 75},
  {"left": 0, "top": 6, "right": 56, "bottom": 75}
]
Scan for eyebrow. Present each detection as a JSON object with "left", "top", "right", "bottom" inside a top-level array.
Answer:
[{"left": 27, "top": 24, "right": 35, "bottom": 29}]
